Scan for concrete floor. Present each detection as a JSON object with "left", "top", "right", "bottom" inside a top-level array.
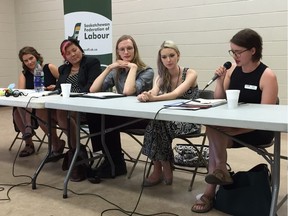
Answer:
[{"left": 0, "top": 106, "right": 287, "bottom": 216}]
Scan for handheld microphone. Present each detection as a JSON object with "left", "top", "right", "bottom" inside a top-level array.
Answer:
[
  {"left": 42, "top": 89, "right": 61, "bottom": 96},
  {"left": 203, "top": 61, "right": 232, "bottom": 91}
]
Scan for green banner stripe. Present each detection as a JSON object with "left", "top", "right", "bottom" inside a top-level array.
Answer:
[{"left": 64, "top": 0, "right": 111, "bottom": 19}]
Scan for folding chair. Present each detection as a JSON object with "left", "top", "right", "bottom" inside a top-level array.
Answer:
[
  {"left": 121, "top": 90, "right": 214, "bottom": 191},
  {"left": 9, "top": 108, "right": 47, "bottom": 153},
  {"left": 9, "top": 128, "right": 47, "bottom": 153},
  {"left": 228, "top": 97, "right": 287, "bottom": 213}
]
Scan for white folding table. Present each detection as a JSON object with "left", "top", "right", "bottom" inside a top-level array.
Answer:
[{"left": 43, "top": 96, "right": 287, "bottom": 216}]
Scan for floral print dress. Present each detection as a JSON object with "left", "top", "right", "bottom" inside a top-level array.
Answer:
[{"left": 142, "top": 68, "right": 200, "bottom": 162}]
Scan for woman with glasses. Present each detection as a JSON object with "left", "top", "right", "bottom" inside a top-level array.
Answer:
[
  {"left": 137, "top": 40, "right": 200, "bottom": 187},
  {"left": 14, "top": 46, "right": 59, "bottom": 157},
  {"left": 87, "top": 35, "right": 154, "bottom": 179},
  {"left": 191, "top": 28, "right": 278, "bottom": 213}
]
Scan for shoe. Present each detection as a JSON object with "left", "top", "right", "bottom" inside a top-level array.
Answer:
[
  {"left": 22, "top": 126, "right": 36, "bottom": 140},
  {"left": 87, "top": 176, "right": 101, "bottom": 184},
  {"left": 162, "top": 161, "right": 173, "bottom": 185},
  {"left": 70, "top": 166, "right": 86, "bottom": 182},
  {"left": 96, "top": 158, "right": 127, "bottom": 178},
  {"left": 48, "top": 140, "right": 66, "bottom": 162},
  {"left": 163, "top": 178, "right": 173, "bottom": 185},
  {"left": 51, "top": 140, "right": 66, "bottom": 156},
  {"left": 19, "top": 143, "right": 35, "bottom": 157},
  {"left": 142, "top": 178, "right": 162, "bottom": 187},
  {"left": 205, "top": 169, "right": 233, "bottom": 185},
  {"left": 191, "top": 194, "right": 214, "bottom": 213}
]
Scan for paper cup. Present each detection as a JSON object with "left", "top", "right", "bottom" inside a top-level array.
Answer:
[
  {"left": 61, "top": 83, "right": 71, "bottom": 98},
  {"left": 226, "top": 90, "right": 240, "bottom": 109}
]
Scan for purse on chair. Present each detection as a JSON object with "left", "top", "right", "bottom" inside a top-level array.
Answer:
[{"left": 214, "top": 163, "right": 272, "bottom": 216}]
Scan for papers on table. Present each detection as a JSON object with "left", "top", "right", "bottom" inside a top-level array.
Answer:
[
  {"left": 164, "top": 98, "right": 227, "bottom": 110},
  {"left": 72, "top": 92, "right": 125, "bottom": 99}
]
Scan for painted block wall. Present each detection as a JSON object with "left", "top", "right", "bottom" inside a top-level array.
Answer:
[{"left": 0, "top": 0, "right": 287, "bottom": 103}]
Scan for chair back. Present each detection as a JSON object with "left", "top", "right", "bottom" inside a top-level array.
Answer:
[{"left": 199, "top": 90, "right": 214, "bottom": 99}]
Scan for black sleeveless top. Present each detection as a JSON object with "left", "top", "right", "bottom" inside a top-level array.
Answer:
[
  {"left": 229, "top": 62, "right": 267, "bottom": 104},
  {"left": 23, "top": 64, "right": 57, "bottom": 89}
]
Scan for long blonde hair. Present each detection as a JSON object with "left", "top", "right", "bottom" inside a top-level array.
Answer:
[{"left": 157, "top": 40, "right": 180, "bottom": 93}]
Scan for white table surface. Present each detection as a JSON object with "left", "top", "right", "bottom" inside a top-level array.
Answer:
[
  {"left": 44, "top": 96, "right": 288, "bottom": 132},
  {"left": 2, "top": 93, "right": 287, "bottom": 214},
  {"left": 0, "top": 90, "right": 56, "bottom": 109}
]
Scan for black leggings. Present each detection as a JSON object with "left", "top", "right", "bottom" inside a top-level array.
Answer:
[{"left": 86, "top": 113, "right": 149, "bottom": 160}]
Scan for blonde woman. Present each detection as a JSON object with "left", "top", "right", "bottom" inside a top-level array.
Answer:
[{"left": 137, "top": 40, "right": 200, "bottom": 186}]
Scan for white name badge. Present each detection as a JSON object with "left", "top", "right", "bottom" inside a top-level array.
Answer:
[{"left": 244, "top": 84, "right": 257, "bottom": 90}]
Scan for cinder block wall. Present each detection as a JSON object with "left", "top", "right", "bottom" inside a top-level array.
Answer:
[{"left": 1, "top": 0, "right": 287, "bottom": 103}]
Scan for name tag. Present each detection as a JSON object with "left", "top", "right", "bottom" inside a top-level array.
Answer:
[{"left": 244, "top": 84, "right": 257, "bottom": 90}]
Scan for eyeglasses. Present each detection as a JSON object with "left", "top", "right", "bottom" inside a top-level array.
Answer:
[
  {"left": 118, "top": 46, "right": 134, "bottom": 53},
  {"left": 228, "top": 49, "right": 249, "bottom": 58}
]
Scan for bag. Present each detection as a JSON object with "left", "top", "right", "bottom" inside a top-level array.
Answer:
[
  {"left": 174, "top": 144, "right": 209, "bottom": 167},
  {"left": 62, "top": 144, "right": 92, "bottom": 181},
  {"left": 214, "top": 163, "right": 272, "bottom": 216}
]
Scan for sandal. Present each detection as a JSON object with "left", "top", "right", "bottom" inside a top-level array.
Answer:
[
  {"left": 51, "top": 140, "right": 66, "bottom": 156},
  {"left": 205, "top": 169, "right": 233, "bottom": 185},
  {"left": 49, "top": 140, "right": 66, "bottom": 162},
  {"left": 191, "top": 195, "right": 214, "bottom": 213},
  {"left": 19, "top": 143, "right": 35, "bottom": 157},
  {"left": 22, "top": 126, "right": 36, "bottom": 140}
]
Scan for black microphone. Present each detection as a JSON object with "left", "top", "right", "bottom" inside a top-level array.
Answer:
[
  {"left": 203, "top": 61, "right": 232, "bottom": 91},
  {"left": 42, "top": 89, "right": 61, "bottom": 96}
]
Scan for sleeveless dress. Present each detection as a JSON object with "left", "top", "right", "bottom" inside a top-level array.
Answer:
[
  {"left": 13, "top": 64, "right": 57, "bottom": 131},
  {"left": 23, "top": 64, "right": 57, "bottom": 89},
  {"left": 230, "top": 62, "right": 274, "bottom": 147},
  {"left": 142, "top": 68, "right": 200, "bottom": 162}
]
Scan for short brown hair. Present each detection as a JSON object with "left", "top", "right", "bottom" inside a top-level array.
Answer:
[{"left": 230, "top": 28, "right": 263, "bottom": 62}]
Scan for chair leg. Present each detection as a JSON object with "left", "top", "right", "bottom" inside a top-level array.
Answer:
[
  {"left": 127, "top": 147, "right": 143, "bottom": 179},
  {"left": 122, "top": 132, "right": 144, "bottom": 179},
  {"left": 9, "top": 131, "right": 47, "bottom": 154},
  {"left": 183, "top": 135, "right": 208, "bottom": 191},
  {"left": 36, "top": 134, "right": 47, "bottom": 153},
  {"left": 9, "top": 131, "right": 21, "bottom": 151},
  {"left": 189, "top": 136, "right": 208, "bottom": 191}
]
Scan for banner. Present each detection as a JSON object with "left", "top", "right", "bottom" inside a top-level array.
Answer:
[{"left": 63, "top": 0, "right": 112, "bottom": 65}]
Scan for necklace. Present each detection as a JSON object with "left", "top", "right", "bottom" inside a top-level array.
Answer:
[{"left": 70, "top": 66, "right": 79, "bottom": 75}]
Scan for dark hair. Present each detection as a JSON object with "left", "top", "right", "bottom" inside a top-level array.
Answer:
[
  {"left": 18, "top": 46, "right": 43, "bottom": 72},
  {"left": 60, "top": 38, "right": 84, "bottom": 58},
  {"left": 230, "top": 28, "right": 263, "bottom": 62}
]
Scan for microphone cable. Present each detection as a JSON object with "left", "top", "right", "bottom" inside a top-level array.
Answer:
[
  {"left": 101, "top": 106, "right": 179, "bottom": 216},
  {"left": 0, "top": 98, "right": 179, "bottom": 216},
  {"left": 0, "top": 96, "right": 39, "bottom": 201}
]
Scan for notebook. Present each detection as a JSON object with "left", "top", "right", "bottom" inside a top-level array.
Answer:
[
  {"left": 164, "top": 98, "right": 227, "bottom": 110},
  {"left": 76, "top": 92, "right": 125, "bottom": 99}
]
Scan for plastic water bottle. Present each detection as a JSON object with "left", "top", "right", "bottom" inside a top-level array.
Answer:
[{"left": 34, "top": 62, "right": 44, "bottom": 92}]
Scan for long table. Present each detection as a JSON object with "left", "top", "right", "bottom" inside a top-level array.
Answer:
[
  {"left": 1, "top": 94, "right": 287, "bottom": 216},
  {"left": 43, "top": 96, "right": 287, "bottom": 216}
]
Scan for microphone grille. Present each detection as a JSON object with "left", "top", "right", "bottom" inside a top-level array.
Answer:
[{"left": 224, "top": 61, "right": 232, "bottom": 69}]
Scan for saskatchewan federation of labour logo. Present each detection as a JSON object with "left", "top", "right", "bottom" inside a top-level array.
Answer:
[{"left": 68, "top": 23, "right": 81, "bottom": 40}]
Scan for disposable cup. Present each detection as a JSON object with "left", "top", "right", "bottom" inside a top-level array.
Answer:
[
  {"left": 226, "top": 90, "right": 240, "bottom": 109},
  {"left": 61, "top": 83, "right": 71, "bottom": 98}
]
